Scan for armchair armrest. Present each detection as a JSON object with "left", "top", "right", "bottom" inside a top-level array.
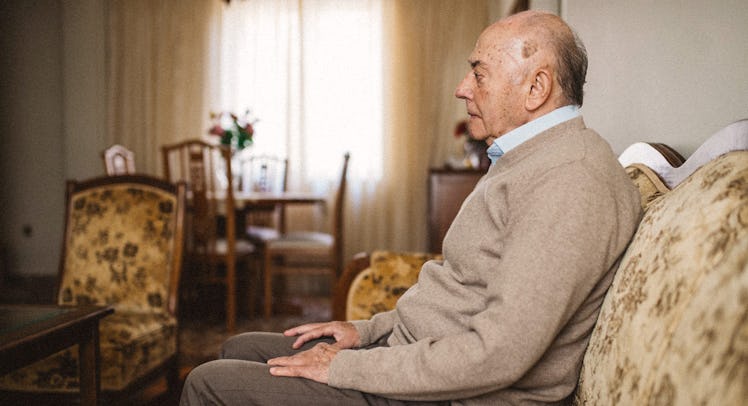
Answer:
[
  {"left": 333, "top": 251, "right": 442, "bottom": 321},
  {"left": 332, "top": 252, "right": 371, "bottom": 320}
]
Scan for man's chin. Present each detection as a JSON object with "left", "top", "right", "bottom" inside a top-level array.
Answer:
[{"left": 467, "top": 124, "right": 489, "bottom": 142}]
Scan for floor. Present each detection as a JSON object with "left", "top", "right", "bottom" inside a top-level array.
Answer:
[{"left": 0, "top": 274, "right": 332, "bottom": 405}]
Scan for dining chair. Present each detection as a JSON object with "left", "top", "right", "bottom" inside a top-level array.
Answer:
[
  {"left": 236, "top": 153, "right": 290, "bottom": 240},
  {"left": 161, "top": 139, "right": 256, "bottom": 332},
  {"left": 262, "top": 152, "right": 350, "bottom": 319},
  {"left": 102, "top": 143, "right": 136, "bottom": 175},
  {"left": 0, "top": 174, "right": 186, "bottom": 404}
]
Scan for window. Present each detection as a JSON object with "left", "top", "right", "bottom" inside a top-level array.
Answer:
[{"left": 213, "top": 0, "right": 383, "bottom": 184}]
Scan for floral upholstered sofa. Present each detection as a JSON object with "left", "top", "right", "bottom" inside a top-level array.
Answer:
[{"left": 333, "top": 121, "right": 748, "bottom": 404}]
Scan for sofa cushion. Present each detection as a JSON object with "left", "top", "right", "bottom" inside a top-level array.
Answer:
[
  {"left": 346, "top": 251, "right": 442, "bottom": 320},
  {"left": 574, "top": 151, "right": 748, "bottom": 405},
  {"left": 625, "top": 163, "right": 670, "bottom": 210},
  {"left": 0, "top": 310, "right": 177, "bottom": 393}
]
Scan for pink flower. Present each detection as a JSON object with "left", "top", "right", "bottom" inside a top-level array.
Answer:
[
  {"left": 454, "top": 120, "right": 470, "bottom": 138},
  {"left": 207, "top": 109, "right": 259, "bottom": 150},
  {"left": 209, "top": 124, "right": 225, "bottom": 136}
]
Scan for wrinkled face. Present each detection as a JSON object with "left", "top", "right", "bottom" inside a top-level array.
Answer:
[{"left": 455, "top": 27, "right": 529, "bottom": 145}]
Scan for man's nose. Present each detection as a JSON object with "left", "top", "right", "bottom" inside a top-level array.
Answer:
[{"left": 455, "top": 74, "right": 472, "bottom": 100}]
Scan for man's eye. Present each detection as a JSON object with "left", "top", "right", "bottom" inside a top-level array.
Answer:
[{"left": 473, "top": 72, "right": 483, "bottom": 81}]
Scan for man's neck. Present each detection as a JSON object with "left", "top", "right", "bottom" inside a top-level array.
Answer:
[{"left": 487, "top": 105, "right": 580, "bottom": 164}]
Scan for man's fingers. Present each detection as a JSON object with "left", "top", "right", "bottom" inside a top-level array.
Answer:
[
  {"left": 292, "top": 329, "right": 329, "bottom": 349},
  {"left": 267, "top": 355, "right": 299, "bottom": 366},
  {"left": 269, "top": 366, "right": 302, "bottom": 377},
  {"left": 283, "top": 322, "right": 322, "bottom": 336}
]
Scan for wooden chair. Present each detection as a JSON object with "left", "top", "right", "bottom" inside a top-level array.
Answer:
[
  {"left": 102, "top": 144, "right": 136, "bottom": 175},
  {"left": 0, "top": 174, "right": 186, "bottom": 404},
  {"left": 161, "top": 140, "right": 256, "bottom": 332},
  {"left": 235, "top": 153, "right": 290, "bottom": 240},
  {"left": 262, "top": 152, "right": 350, "bottom": 319}
]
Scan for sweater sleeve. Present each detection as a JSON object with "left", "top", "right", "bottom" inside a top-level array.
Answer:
[
  {"left": 351, "top": 309, "right": 397, "bottom": 347},
  {"left": 328, "top": 166, "right": 625, "bottom": 401}
]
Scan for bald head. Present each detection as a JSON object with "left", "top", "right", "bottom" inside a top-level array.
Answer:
[
  {"left": 455, "top": 11, "right": 587, "bottom": 142},
  {"left": 483, "top": 10, "right": 587, "bottom": 106}
]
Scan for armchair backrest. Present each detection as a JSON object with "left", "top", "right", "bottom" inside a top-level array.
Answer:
[{"left": 56, "top": 175, "right": 186, "bottom": 316}]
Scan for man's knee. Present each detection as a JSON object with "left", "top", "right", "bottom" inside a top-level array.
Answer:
[
  {"left": 181, "top": 361, "right": 225, "bottom": 405},
  {"left": 221, "top": 331, "right": 287, "bottom": 360}
]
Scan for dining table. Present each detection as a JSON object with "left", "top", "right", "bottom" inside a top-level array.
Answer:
[
  {"left": 214, "top": 189, "right": 327, "bottom": 232},
  {"left": 217, "top": 190, "right": 327, "bottom": 208},
  {"left": 239, "top": 190, "right": 326, "bottom": 229}
]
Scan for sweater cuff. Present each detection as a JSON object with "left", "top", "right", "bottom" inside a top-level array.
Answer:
[
  {"left": 328, "top": 349, "right": 358, "bottom": 389},
  {"left": 351, "top": 319, "right": 374, "bottom": 346}
]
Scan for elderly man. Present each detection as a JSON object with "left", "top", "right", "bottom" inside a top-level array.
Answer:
[{"left": 181, "top": 10, "right": 641, "bottom": 405}]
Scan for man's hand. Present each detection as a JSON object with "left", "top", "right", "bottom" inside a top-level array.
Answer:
[
  {"left": 266, "top": 321, "right": 359, "bottom": 383},
  {"left": 283, "top": 321, "right": 360, "bottom": 350},
  {"left": 267, "top": 342, "right": 340, "bottom": 383}
]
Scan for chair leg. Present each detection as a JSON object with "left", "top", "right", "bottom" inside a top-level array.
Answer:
[
  {"left": 264, "top": 250, "right": 273, "bottom": 319},
  {"left": 227, "top": 260, "right": 237, "bottom": 333},
  {"left": 166, "top": 357, "right": 180, "bottom": 401},
  {"left": 247, "top": 256, "right": 257, "bottom": 319}
]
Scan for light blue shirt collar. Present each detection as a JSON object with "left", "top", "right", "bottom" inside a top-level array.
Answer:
[{"left": 487, "top": 105, "right": 581, "bottom": 164}]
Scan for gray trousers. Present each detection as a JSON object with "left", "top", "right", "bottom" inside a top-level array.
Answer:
[{"left": 179, "top": 331, "right": 448, "bottom": 405}]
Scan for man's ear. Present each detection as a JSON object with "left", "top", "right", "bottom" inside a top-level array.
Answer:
[{"left": 525, "top": 69, "right": 552, "bottom": 111}]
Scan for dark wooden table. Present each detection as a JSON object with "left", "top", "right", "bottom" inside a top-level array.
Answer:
[{"left": 0, "top": 304, "right": 114, "bottom": 405}]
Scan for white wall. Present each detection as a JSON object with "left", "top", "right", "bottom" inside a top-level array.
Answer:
[{"left": 564, "top": 0, "right": 748, "bottom": 156}]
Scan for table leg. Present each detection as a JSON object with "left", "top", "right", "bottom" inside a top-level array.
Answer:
[{"left": 78, "top": 322, "right": 101, "bottom": 406}]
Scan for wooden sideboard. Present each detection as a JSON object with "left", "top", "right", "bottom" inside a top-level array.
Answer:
[{"left": 428, "top": 168, "right": 486, "bottom": 253}]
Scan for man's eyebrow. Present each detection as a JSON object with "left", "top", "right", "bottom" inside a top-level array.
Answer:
[{"left": 469, "top": 59, "right": 484, "bottom": 69}]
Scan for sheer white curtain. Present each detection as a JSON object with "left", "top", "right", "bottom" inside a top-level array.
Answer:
[
  {"left": 105, "top": 0, "right": 489, "bottom": 260},
  {"left": 210, "top": 0, "right": 384, "bottom": 260}
]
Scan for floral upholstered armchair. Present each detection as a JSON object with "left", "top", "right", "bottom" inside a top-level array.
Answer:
[
  {"left": 0, "top": 175, "right": 186, "bottom": 403},
  {"left": 332, "top": 251, "right": 442, "bottom": 321}
]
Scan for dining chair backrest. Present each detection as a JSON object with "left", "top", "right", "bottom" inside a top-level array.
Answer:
[
  {"left": 332, "top": 152, "right": 351, "bottom": 277},
  {"left": 161, "top": 140, "right": 236, "bottom": 258},
  {"left": 102, "top": 144, "right": 136, "bottom": 175},
  {"left": 236, "top": 153, "right": 289, "bottom": 236},
  {"left": 234, "top": 152, "right": 288, "bottom": 193}
]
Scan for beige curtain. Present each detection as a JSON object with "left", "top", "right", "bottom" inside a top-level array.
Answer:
[
  {"left": 107, "top": 0, "right": 222, "bottom": 176},
  {"left": 362, "top": 0, "right": 490, "bottom": 254},
  {"left": 105, "top": 0, "right": 489, "bottom": 260}
]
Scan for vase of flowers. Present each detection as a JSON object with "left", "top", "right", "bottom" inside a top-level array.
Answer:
[
  {"left": 208, "top": 109, "right": 259, "bottom": 190},
  {"left": 451, "top": 119, "right": 490, "bottom": 170},
  {"left": 208, "top": 109, "right": 258, "bottom": 151}
]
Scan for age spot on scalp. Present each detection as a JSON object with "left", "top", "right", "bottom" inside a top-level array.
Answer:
[{"left": 522, "top": 41, "right": 537, "bottom": 58}]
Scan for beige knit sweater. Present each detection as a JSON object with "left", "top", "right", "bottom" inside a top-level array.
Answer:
[{"left": 329, "top": 117, "right": 642, "bottom": 405}]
